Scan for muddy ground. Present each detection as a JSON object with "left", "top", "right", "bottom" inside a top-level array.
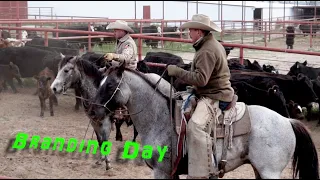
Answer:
[{"left": 1, "top": 36, "right": 320, "bottom": 179}]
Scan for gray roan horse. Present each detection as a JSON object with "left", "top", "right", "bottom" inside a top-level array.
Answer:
[
  {"left": 89, "top": 62, "right": 319, "bottom": 179},
  {"left": 50, "top": 55, "right": 112, "bottom": 169}
]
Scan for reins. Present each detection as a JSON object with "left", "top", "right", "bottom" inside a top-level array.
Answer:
[
  {"left": 61, "top": 63, "right": 170, "bottom": 117},
  {"left": 59, "top": 59, "right": 173, "bottom": 142}
]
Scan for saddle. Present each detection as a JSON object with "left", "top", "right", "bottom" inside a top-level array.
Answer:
[
  {"left": 171, "top": 93, "right": 251, "bottom": 178},
  {"left": 173, "top": 94, "right": 250, "bottom": 136}
]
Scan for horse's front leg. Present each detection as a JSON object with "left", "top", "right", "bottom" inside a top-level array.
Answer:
[
  {"left": 154, "top": 168, "right": 173, "bottom": 179},
  {"left": 93, "top": 129, "right": 106, "bottom": 166},
  {"left": 93, "top": 118, "right": 113, "bottom": 170},
  {"left": 99, "top": 129, "right": 111, "bottom": 170}
]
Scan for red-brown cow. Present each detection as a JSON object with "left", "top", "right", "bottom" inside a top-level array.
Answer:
[{"left": 33, "top": 67, "right": 58, "bottom": 117}]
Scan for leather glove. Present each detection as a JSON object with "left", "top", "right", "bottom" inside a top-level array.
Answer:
[
  {"left": 167, "top": 65, "right": 181, "bottom": 77},
  {"left": 104, "top": 53, "right": 120, "bottom": 61}
]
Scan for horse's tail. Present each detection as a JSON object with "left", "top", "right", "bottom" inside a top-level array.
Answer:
[{"left": 290, "top": 119, "right": 319, "bottom": 179}]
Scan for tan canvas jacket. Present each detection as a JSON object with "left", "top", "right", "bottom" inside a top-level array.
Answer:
[
  {"left": 174, "top": 33, "right": 234, "bottom": 102},
  {"left": 113, "top": 33, "right": 138, "bottom": 70}
]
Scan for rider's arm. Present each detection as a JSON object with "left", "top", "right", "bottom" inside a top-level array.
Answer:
[
  {"left": 115, "top": 43, "right": 135, "bottom": 65},
  {"left": 173, "top": 50, "right": 216, "bottom": 87}
]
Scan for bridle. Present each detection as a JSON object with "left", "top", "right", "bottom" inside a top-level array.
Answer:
[
  {"left": 60, "top": 61, "right": 172, "bottom": 118},
  {"left": 60, "top": 60, "right": 177, "bottom": 178},
  {"left": 89, "top": 65, "right": 171, "bottom": 117}
]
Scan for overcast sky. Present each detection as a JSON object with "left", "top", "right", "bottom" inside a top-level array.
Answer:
[
  {"left": 28, "top": 1, "right": 292, "bottom": 28},
  {"left": 28, "top": 1, "right": 195, "bottom": 20}
]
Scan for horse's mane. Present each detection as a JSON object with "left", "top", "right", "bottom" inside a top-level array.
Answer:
[
  {"left": 75, "top": 58, "right": 104, "bottom": 87},
  {"left": 124, "top": 68, "right": 175, "bottom": 103},
  {"left": 59, "top": 55, "right": 104, "bottom": 87},
  {"left": 121, "top": 68, "right": 176, "bottom": 121}
]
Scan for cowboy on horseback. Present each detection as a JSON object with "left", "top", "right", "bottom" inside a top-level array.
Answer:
[
  {"left": 103, "top": 20, "right": 138, "bottom": 70},
  {"left": 103, "top": 20, "right": 138, "bottom": 139},
  {"left": 167, "top": 14, "right": 235, "bottom": 179}
]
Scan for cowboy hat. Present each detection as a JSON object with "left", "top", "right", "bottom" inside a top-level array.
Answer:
[
  {"left": 180, "top": 14, "right": 221, "bottom": 32},
  {"left": 106, "top": 20, "right": 134, "bottom": 33}
]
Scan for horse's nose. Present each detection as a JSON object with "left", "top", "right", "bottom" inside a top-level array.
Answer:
[{"left": 52, "top": 87, "right": 57, "bottom": 92}]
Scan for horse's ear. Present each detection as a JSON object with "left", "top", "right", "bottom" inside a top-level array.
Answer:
[
  {"left": 68, "top": 56, "right": 77, "bottom": 64},
  {"left": 60, "top": 53, "right": 65, "bottom": 59},
  {"left": 117, "top": 61, "right": 126, "bottom": 76}
]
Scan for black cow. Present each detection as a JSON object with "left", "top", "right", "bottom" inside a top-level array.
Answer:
[
  {"left": 287, "top": 61, "right": 320, "bottom": 123},
  {"left": 92, "top": 23, "right": 116, "bottom": 46},
  {"left": 217, "top": 40, "right": 234, "bottom": 57},
  {"left": 228, "top": 58, "right": 264, "bottom": 72},
  {"left": 163, "top": 26, "right": 180, "bottom": 38},
  {"left": 262, "top": 64, "right": 279, "bottom": 74},
  {"left": 287, "top": 61, "right": 320, "bottom": 80},
  {"left": 0, "top": 62, "right": 21, "bottom": 93},
  {"left": 0, "top": 30, "right": 11, "bottom": 39},
  {"left": 52, "top": 25, "right": 102, "bottom": 49},
  {"left": 228, "top": 58, "right": 278, "bottom": 74},
  {"left": 309, "top": 76, "right": 320, "bottom": 125},
  {"left": 0, "top": 46, "right": 82, "bottom": 110},
  {"left": 24, "top": 30, "right": 39, "bottom": 39},
  {"left": 140, "top": 51, "right": 186, "bottom": 82},
  {"left": 286, "top": 100, "right": 305, "bottom": 120},
  {"left": 25, "top": 37, "right": 80, "bottom": 56},
  {"left": 231, "top": 80, "right": 290, "bottom": 118},
  {"left": 230, "top": 71, "right": 318, "bottom": 111},
  {"left": 0, "top": 46, "right": 63, "bottom": 78},
  {"left": 132, "top": 25, "right": 159, "bottom": 49},
  {"left": 299, "top": 23, "right": 320, "bottom": 37}
]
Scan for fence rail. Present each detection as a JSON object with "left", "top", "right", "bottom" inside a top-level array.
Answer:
[{"left": 1, "top": 25, "right": 320, "bottom": 65}]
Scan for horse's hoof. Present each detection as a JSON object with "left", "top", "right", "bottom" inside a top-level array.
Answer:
[
  {"left": 209, "top": 175, "right": 218, "bottom": 179},
  {"left": 116, "top": 137, "right": 123, "bottom": 141},
  {"left": 105, "top": 162, "right": 112, "bottom": 170},
  {"left": 316, "top": 123, "right": 320, "bottom": 127},
  {"left": 95, "top": 160, "right": 102, "bottom": 165},
  {"left": 50, "top": 113, "right": 54, "bottom": 116}
]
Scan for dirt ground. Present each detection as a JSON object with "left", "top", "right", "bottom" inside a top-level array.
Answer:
[{"left": 1, "top": 37, "right": 320, "bottom": 179}]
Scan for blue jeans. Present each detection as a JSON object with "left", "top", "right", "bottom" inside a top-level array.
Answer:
[{"left": 219, "top": 101, "right": 231, "bottom": 111}]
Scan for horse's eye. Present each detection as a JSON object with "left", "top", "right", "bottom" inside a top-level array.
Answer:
[{"left": 64, "top": 69, "right": 69, "bottom": 73}]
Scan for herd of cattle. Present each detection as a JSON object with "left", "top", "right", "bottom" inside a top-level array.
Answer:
[
  {"left": 0, "top": 25, "right": 320, "bottom": 142},
  {"left": 1, "top": 23, "right": 181, "bottom": 51}
]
